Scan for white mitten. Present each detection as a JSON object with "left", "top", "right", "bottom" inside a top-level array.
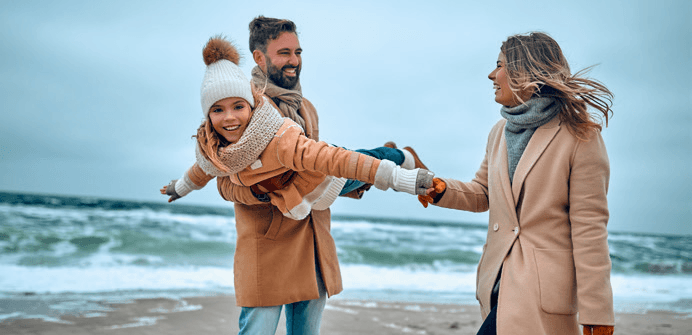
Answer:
[{"left": 374, "top": 160, "right": 434, "bottom": 195}]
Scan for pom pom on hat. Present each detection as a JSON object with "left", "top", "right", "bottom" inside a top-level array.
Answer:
[
  {"left": 203, "top": 37, "right": 241, "bottom": 66},
  {"left": 200, "top": 36, "right": 254, "bottom": 118}
]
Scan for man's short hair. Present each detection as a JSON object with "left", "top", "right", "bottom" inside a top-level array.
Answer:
[{"left": 249, "top": 16, "right": 298, "bottom": 54}]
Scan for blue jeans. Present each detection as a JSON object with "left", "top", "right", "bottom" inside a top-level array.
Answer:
[
  {"left": 238, "top": 263, "right": 327, "bottom": 335},
  {"left": 339, "top": 146, "right": 405, "bottom": 195}
]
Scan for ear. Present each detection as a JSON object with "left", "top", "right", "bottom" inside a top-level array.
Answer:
[{"left": 252, "top": 50, "right": 267, "bottom": 71}]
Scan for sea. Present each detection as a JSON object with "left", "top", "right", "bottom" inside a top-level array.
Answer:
[{"left": 0, "top": 191, "right": 690, "bottom": 323}]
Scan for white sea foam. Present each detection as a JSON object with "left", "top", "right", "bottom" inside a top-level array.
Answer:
[
  {"left": 0, "top": 265, "right": 234, "bottom": 293},
  {"left": 0, "top": 203, "right": 234, "bottom": 231},
  {"left": 338, "top": 264, "right": 692, "bottom": 312},
  {"left": 0, "top": 312, "right": 73, "bottom": 324},
  {"left": 2, "top": 263, "right": 689, "bottom": 308},
  {"left": 106, "top": 316, "right": 166, "bottom": 329},
  {"left": 611, "top": 273, "right": 692, "bottom": 302},
  {"left": 340, "top": 264, "right": 477, "bottom": 293}
]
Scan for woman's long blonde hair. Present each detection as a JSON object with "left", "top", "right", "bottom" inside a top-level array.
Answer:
[
  {"left": 501, "top": 32, "right": 613, "bottom": 140},
  {"left": 194, "top": 84, "right": 265, "bottom": 173}
]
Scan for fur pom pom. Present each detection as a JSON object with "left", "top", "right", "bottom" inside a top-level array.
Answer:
[{"left": 203, "top": 36, "right": 240, "bottom": 66}]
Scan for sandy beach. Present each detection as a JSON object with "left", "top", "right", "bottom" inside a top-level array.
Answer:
[{"left": 1, "top": 295, "right": 690, "bottom": 335}]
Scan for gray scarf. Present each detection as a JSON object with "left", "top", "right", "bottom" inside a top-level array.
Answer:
[
  {"left": 501, "top": 97, "right": 560, "bottom": 184},
  {"left": 251, "top": 66, "right": 306, "bottom": 130}
]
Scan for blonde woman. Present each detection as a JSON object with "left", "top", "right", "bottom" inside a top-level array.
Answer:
[{"left": 419, "top": 32, "right": 615, "bottom": 335}]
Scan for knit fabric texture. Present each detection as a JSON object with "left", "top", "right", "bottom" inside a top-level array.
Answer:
[
  {"left": 501, "top": 97, "right": 560, "bottom": 184},
  {"left": 201, "top": 59, "right": 255, "bottom": 118},
  {"left": 251, "top": 66, "right": 306, "bottom": 130},
  {"left": 196, "top": 96, "right": 285, "bottom": 177}
]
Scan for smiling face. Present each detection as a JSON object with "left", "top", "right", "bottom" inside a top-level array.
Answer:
[
  {"left": 488, "top": 52, "right": 533, "bottom": 107},
  {"left": 253, "top": 32, "right": 302, "bottom": 89},
  {"left": 208, "top": 97, "right": 252, "bottom": 144}
]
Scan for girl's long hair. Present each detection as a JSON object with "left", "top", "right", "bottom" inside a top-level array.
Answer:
[
  {"left": 501, "top": 32, "right": 613, "bottom": 140},
  {"left": 194, "top": 84, "right": 265, "bottom": 173}
]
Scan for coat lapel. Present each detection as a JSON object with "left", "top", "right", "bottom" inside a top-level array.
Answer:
[
  {"left": 497, "top": 128, "right": 517, "bottom": 211},
  {"left": 511, "top": 117, "right": 562, "bottom": 204}
]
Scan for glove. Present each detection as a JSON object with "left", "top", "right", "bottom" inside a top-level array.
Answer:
[
  {"left": 583, "top": 325, "right": 614, "bottom": 335},
  {"left": 163, "top": 179, "right": 182, "bottom": 202},
  {"left": 373, "top": 160, "right": 434, "bottom": 195},
  {"left": 161, "top": 175, "right": 198, "bottom": 203},
  {"left": 418, "top": 178, "right": 446, "bottom": 208}
]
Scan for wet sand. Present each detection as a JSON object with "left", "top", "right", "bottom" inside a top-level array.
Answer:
[{"left": 1, "top": 295, "right": 690, "bottom": 334}]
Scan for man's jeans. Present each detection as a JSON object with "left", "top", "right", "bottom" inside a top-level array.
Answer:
[{"left": 238, "top": 264, "right": 327, "bottom": 335}]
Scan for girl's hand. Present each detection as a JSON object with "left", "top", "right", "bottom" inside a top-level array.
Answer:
[{"left": 160, "top": 182, "right": 180, "bottom": 203}]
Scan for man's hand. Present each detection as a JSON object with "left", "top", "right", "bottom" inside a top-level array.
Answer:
[{"left": 250, "top": 171, "right": 296, "bottom": 202}]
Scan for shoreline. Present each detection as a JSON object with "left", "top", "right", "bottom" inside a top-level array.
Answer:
[{"left": 1, "top": 295, "right": 690, "bottom": 335}]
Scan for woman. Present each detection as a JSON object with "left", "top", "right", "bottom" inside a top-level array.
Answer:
[{"left": 419, "top": 32, "right": 615, "bottom": 335}]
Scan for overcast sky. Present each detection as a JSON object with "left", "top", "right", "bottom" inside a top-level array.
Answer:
[{"left": 1, "top": 0, "right": 690, "bottom": 235}]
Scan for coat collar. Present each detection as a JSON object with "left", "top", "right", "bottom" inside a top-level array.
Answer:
[
  {"left": 510, "top": 116, "right": 562, "bottom": 204},
  {"left": 497, "top": 125, "right": 515, "bottom": 211}
]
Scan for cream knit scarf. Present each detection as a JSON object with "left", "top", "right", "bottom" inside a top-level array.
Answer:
[
  {"left": 251, "top": 66, "right": 306, "bottom": 130},
  {"left": 196, "top": 96, "right": 285, "bottom": 177}
]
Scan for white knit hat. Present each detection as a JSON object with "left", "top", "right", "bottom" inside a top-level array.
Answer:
[{"left": 200, "top": 37, "right": 254, "bottom": 118}]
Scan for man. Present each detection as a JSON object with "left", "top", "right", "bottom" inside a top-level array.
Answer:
[
  {"left": 218, "top": 16, "right": 428, "bottom": 334},
  {"left": 215, "top": 16, "right": 342, "bottom": 335}
]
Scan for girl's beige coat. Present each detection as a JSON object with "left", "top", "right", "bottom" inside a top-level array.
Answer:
[
  {"left": 214, "top": 98, "right": 345, "bottom": 307},
  {"left": 436, "top": 117, "right": 614, "bottom": 335}
]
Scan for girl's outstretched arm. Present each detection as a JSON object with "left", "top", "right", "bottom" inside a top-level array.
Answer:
[{"left": 161, "top": 163, "right": 214, "bottom": 203}]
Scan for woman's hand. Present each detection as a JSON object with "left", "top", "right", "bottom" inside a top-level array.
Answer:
[
  {"left": 418, "top": 178, "right": 446, "bottom": 208},
  {"left": 583, "top": 325, "right": 614, "bottom": 335}
]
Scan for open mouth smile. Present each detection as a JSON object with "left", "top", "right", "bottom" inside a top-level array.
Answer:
[{"left": 283, "top": 67, "right": 297, "bottom": 76}]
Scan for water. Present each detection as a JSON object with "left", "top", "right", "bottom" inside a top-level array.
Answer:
[{"left": 0, "top": 191, "right": 690, "bottom": 322}]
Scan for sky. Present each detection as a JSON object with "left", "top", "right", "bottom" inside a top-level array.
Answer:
[{"left": 0, "top": 0, "right": 690, "bottom": 235}]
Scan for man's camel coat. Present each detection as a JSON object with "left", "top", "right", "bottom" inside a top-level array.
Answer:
[
  {"left": 435, "top": 117, "right": 614, "bottom": 335},
  {"left": 215, "top": 97, "right": 344, "bottom": 307}
]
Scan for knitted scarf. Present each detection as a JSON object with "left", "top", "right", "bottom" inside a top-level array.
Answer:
[
  {"left": 501, "top": 97, "right": 560, "bottom": 184},
  {"left": 251, "top": 66, "right": 306, "bottom": 130},
  {"left": 196, "top": 96, "right": 285, "bottom": 177}
]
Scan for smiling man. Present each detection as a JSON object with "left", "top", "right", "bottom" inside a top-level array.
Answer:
[
  {"left": 252, "top": 26, "right": 301, "bottom": 90},
  {"left": 214, "top": 16, "right": 344, "bottom": 335},
  {"left": 249, "top": 17, "right": 308, "bottom": 132}
]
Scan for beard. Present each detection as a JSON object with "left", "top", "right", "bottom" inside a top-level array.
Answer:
[{"left": 266, "top": 57, "right": 301, "bottom": 89}]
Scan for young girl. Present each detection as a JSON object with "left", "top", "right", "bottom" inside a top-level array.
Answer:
[{"left": 161, "top": 36, "right": 433, "bottom": 220}]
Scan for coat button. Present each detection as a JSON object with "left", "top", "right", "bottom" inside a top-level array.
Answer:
[
  {"left": 514, "top": 227, "right": 519, "bottom": 235},
  {"left": 493, "top": 223, "right": 499, "bottom": 231}
]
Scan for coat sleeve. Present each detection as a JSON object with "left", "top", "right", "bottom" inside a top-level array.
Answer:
[
  {"left": 273, "top": 125, "right": 381, "bottom": 184},
  {"left": 433, "top": 123, "right": 500, "bottom": 213},
  {"left": 434, "top": 153, "right": 490, "bottom": 213},
  {"left": 216, "top": 176, "right": 265, "bottom": 206},
  {"left": 187, "top": 162, "right": 263, "bottom": 205},
  {"left": 568, "top": 130, "right": 614, "bottom": 326},
  {"left": 186, "top": 163, "right": 214, "bottom": 188}
]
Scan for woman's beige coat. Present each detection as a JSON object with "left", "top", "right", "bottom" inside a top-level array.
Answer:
[
  {"left": 214, "top": 97, "right": 345, "bottom": 307},
  {"left": 435, "top": 117, "right": 614, "bottom": 334}
]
